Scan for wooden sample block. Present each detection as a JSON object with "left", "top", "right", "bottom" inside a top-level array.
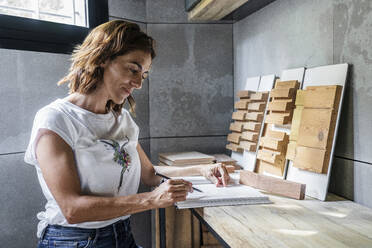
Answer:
[
  {"left": 241, "top": 131, "right": 258, "bottom": 142},
  {"left": 303, "top": 85, "right": 342, "bottom": 109},
  {"left": 295, "top": 90, "right": 305, "bottom": 106},
  {"left": 286, "top": 141, "right": 297, "bottom": 161},
  {"left": 243, "top": 121, "right": 261, "bottom": 132},
  {"left": 265, "top": 112, "right": 291, "bottom": 125},
  {"left": 239, "top": 141, "right": 256, "bottom": 152},
  {"left": 245, "top": 112, "right": 263, "bottom": 122},
  {"left": 289, "top": 106, "right": 304, "bottom": 141},
  {"left": 234, "top": 99, "right": 251, "bottom": 109},
  {"left": 265, "top": 129, "right": 288, "bottom": 140},
  {"left": 229, "top": 121, "right": 244, "bottom": 132},
  {"left": 257, "top": 149, "right": 285, "bottom": 165},
  {"left": 247, "top": 102, "right": 266, "bottom": 112},
  {"left": 267, "top": 99, "right": 294, "bottom": 111},
  {"left": 270, "top": 88, "right": 296, "bottom": 98},
  {"left": 274, "top": 80, "right": 300, "bottom": 89},
  {"left": 297, "top": 108, "right": 334, "bottom": 149},
  {"left": 237, "top": 90, "right": 254, "bottom": 99},
  {"left": 232, "top": 111, "right": 246, "bottom": 121},
  {"left": 227, "top": 132, "right": 241, "bottom": 144},
  {"left": 226, "top": 143, "right": 243, "bottom": 152},
  {"left": 293, "top": 146, "right": 330, "bottom": 174},
  {"left": 259, "top": 136, "right": 286, "bottom": 151},
  {"left": 256, "top": 160, "right": 285, "bottom": 177},
  {"left": 240, "top": 170, "right": 306, "bottom": 200},
  {"left": 250, "top": 92, "right": 269, "bottom": 101}
]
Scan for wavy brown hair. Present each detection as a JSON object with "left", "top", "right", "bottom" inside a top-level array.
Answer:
[{"left": 58, "top": 20, "right": 156, "bottom": 115}]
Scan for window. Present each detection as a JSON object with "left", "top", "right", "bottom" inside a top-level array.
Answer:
[{"left": 0, "top": 0, "right": 108, "bottom": 54}]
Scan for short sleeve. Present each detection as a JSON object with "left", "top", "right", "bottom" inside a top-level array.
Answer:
[{"left": 24, "top": 106, "right": 76, "bottom": 167}]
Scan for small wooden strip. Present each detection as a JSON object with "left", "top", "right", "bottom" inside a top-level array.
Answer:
[
  {"left": 250, "top": 92, "right": 269, "bottom": 101},
  {"left": 240, "top": 170, "right": 306, "bottom": 200},
  {"left": 274, "top": 80, "right": 300, "bottom": 89},
  {"left": 232, "top": 111, "right": 246, "bottom": 121},
  {"left": 293, "top": 146, "right": 330, "bottom": 174},
  {"left": 237, "top": 90, "right": 254, "bottom": 99},
  {"left": 267, "top": 99, "right": 294, "bottom": 112},
  {"left": 270, "top": 88, "right": 296, "bottom": 98},
  {"left": 245, "top": 112, "right": 263, "bottom": 122},
  {"left": 295, "top": 90, "right": 305, "bottom": 106},
  {"left": 257, "top": 149, "right": 285, "bottom": 165},
  {"left": 286, "top": 141, "right": 297, "bottom": 161},
  {"left": 243, "top": 121, "right": 261, "bottom": 132},
  {"left": 241, "top": 131, "right": 258, "bottom": 142},
  {"left": 239, "top": 141, "right": 256, "bottom": 152},
  {"left": 227, "top": 132, "right": 241, "bottom": 144},
  {"left": 234, "top": 99, "right": 251, "bottom": 109},
  {"left": 265, "top": 112, "right": 291, "bottom": 125},
  {"left": 226, "top": 143, "right": 243, "bottom": 152},
  {"left": 303, "top": 85, "right": 342, "bottom": 109},
  {"left": 247, "top": 102, "right": 266, "bottom": 112},
  {"left": 229, "top": 121, "right": 244, "bottom": 132}
]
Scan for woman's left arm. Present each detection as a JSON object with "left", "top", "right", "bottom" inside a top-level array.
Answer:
[{"left": 137, "top": 144, "right": 230, "bottom": 187}]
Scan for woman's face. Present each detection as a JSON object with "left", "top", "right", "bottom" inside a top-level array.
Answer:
[{"left": 101, "top": 50, "right": 152, "bottom": 104}]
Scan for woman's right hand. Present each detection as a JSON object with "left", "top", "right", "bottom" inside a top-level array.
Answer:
[{"left": 151, "top": 179, "right": 193, "bottom": 208}]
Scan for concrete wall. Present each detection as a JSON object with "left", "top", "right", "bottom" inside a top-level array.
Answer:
[{"left": 234, "top": 0, "right": 372, "bottom": 207}]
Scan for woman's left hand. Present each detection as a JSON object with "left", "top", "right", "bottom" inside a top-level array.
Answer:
[{"left": 200, "top": 163, "right": 230, "bottom": 187}]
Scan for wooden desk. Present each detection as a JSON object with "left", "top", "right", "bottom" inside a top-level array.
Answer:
[{"left": 191, "top": 194, "right": 372, "bottom": 248}]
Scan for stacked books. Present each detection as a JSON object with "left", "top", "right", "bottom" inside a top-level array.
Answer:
[{"left": 158, "top": 151, "right": 215, "bottom": 166}]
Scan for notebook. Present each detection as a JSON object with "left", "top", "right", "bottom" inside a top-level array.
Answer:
[{"left": 175, "top": 175, "right": 272, "bottom": 209}]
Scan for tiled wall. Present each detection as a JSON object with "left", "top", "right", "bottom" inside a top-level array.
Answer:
[{"left": 234, "top": 0, "right": 372, "bottom": 208}]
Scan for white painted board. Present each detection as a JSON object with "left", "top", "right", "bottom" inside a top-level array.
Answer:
[
  {"left": 286, "top": 63, "right": 348, "bottom": 201},
  {"left": 231, "top": 76, "right": 260, "bottom": 169}
]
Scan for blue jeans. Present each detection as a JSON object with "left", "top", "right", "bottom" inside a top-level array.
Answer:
[{"left": 37, "top": 218, "right": 141, "bottom": 248}]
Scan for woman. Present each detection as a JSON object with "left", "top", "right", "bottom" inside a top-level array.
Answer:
[{"left": 24, "top": 20, "right": 230, "bottom": 248}]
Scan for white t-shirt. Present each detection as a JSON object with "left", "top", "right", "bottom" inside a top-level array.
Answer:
[{"left": 24, "top": 98, "right": 141, "bottom": 238}]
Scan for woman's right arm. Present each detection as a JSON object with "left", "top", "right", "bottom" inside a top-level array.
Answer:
[{"left": 36, "top": 130, "right": 191, "bottom": 224}]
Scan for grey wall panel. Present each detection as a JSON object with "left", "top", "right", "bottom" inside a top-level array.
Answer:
[
  {"left": 132, "top": 78, "right": 150, "bottom": 139},
  {"left": 109, "top": 0, "right": 146, "bottom": 22},
  {"left": 148, "top": 24, "right": 233, "bottom": 137},
  {"left": 150, "top": 136, "right": 227, "bottom": 164},
  {"left": 333, "top": 0, "right": 372, "bottom": 163},
  {"left": 146, "top": 0, "right": 189, "bottom": 23},
  {"left": 233, "top": 0, "right": 333, "bottom": 96},
  {"left": 0, "top": 153, "right": 46, "bottom": 247},
  {"left": 0, "top": 49, "right": 70, "bottom": 154},
  {"left": 329, "top": 157, "right": 372, "bottom": 208}
]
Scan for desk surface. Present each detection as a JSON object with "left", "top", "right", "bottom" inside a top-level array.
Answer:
[{"left": 194, "top": 194, "right": 372, "bottom": 248}]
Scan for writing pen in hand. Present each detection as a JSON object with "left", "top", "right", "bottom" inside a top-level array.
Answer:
[{"left": 155, "top": 172, "right": 203, "bottom": 193}]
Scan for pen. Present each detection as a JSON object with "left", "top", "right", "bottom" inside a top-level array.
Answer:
[{"left": 155, "top": 172, "right": 203, "bottom": 193}]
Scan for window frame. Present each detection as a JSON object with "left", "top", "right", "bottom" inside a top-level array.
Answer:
[{"left": 0, "top": 0, "right": 108, "bottom": 54}]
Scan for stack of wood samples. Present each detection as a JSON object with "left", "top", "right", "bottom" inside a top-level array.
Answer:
[
  {"left": 226, "top": 90, "right": 268, "bottom": 153},
  {"left": 158, "top": 151, "right": 215, "bottom": 166},
  {"left": 255, "top": 80, "right": 299, "bottom": 177},
  {"left": 287, "top": 85, "right": 342, "bottom": 174}
]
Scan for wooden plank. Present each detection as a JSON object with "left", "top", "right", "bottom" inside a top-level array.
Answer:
[
  {"left": 243, "top": 121, "right": 261, "bottom": 132},
  {"left": 202, "top": 232, "right": 220, "bottom": 245},
  {"left": 257, "top": 149, "right": 285, "bottom": 165},
  {"left": 274, "top": 80, "right": 300, "bottom": 89},
  {"left": 295, "top": 90, "right": 305, "bottom": 106},
  {"left": 240, "top": 170, "right": 306, "bottom": 200},
  {"left": 236, "top": 90, "right": 254, "bottom": 99},
  {"left": 289, "top": 106, "right": 304, "bottom": 141},
  {"left": 297, "top": 108, "right": 334, "bottom": 149},
  {"left": 245, "top": 112, "right": 263, "bottom": 122},
  {"left": 259, "top": 136, "right": 286, "bottom": 151},
  {"left": 286, "top": 141, "right": 297, "bottom": 161},
  {"left": 293, "top": 146, "right": 330, "bottom": 174},
  {"left": 239, "top": 141, "right": 256, "bottom": 152},
  {"left": 229, "top": 121, "right": 244, "bottom": 132},
  {"left": 250, "top": 92, "right": 269, "bottom": 101},
  {"left": 188, "top": 0, "right": 249, "bottom": 21},
  {"left": 227, "top": 132, "right": 241, "bottom": 144},
  {"left": 267, "top": 99, "right": 294, "bottom": 111},
  {"left": 270, "top": 88, "right": 296, "bottom": 98},
  {"left": 226, "top": 143, "right": 243, "bottom": 152},
  {"left": 303, "top": 85, "right": 343, "bottom": 109},
  {"left": 241, "top": 131, "right": 258, "bottom": 142},
  {"left": 256, "top": 160, "right": 284, "bottom": 177},
  {"left": 165, "top": 207, "right": 193, "bottom": 248},
  {"left": 247, "top": 102, "right": 266, "bottom": 112},
  {"left": 234, "top": 99, "right": 251, "bottom": 109},
  {"left": 265, "top": 112, "right": 291, "bottom": 125},
  {"left": 232, "top": 111, "right": 246, "bottom": 121}
]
